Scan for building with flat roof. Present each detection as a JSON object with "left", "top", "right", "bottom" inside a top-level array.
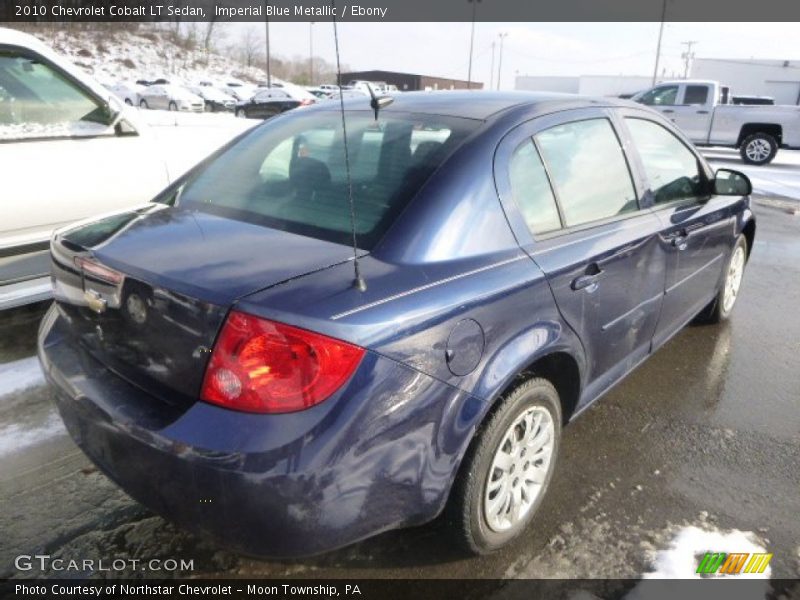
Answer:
[
  {"left": 691, "top": 58, "right": 800, "bottom": 105},
  {"left": 338, "top": 70, "right": 483, "bottom": 91}
]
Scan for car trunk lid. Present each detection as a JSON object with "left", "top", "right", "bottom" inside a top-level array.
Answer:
[{"left": 50, "top": 204, "right": 356, "bottom": 405}]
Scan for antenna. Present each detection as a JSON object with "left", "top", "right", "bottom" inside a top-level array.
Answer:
[{"left": 331, "top": 1, "right": 367, "bottom": 292}]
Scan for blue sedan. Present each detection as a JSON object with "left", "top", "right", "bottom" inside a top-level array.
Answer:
[{"left": 38, "top": 91, "right": 755, "bottom": 557}]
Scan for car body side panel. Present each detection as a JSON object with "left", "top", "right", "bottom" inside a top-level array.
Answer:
[{"left": 38, "top": 305, "right": 480, "bottom": 557}]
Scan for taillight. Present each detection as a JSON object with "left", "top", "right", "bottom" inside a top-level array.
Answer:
[
  {"left": 74, "top": 256, "right": 124, "bottom": 285},
  {"left": 200, "top": 311, "right": 365, "bottom": 414},
  {"left": 300, "top": 98, "right": 315, "bottom": 106}
]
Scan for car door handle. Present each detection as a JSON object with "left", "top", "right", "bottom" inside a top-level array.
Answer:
[
  {"left": 697, "top": 110, "right": 709, "bottom": 114},
  {"left": 662, "top": 109, "right": 674, "bottom": 114},
  {"left": 671, "top": 229, "right": 689, "bottom": 250},
  {"left": 571, "top": 264, "right": 604, "bottom": 291}
]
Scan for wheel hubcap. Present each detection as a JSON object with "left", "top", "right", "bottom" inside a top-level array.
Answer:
[
  {"left": 746, "top": 139, "right": 771, "bottom": 162},
  {"left": 484, "top": 406, "right": 555, "bottom": 532},
  {"left": 723, "top": 246, "right": 745, "bottom": 313}
]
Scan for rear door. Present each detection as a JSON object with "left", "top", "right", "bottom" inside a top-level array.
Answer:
[
  {"left": 618, "top": 110, "right": 735, "bottom": 348},
  {"left": 670, "top": 84, "right": 713, "bottom": 141},
  {"left": 495, "top": 108, "right": 666, "bottom": 399}
]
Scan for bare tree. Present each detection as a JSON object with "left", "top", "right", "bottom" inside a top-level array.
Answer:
[{"left": 240, "top": 26, "right": 260, "bottom": 68}]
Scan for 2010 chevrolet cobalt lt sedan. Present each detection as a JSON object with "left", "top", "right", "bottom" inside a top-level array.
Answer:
[{"left": 38, "top": 92, "right": 755, "bottom": 557}]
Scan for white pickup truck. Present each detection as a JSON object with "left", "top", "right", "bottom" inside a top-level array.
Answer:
[
  {"left": 0, "top": 28, "right": 255, "bottom": 309},
  {"left": 633, "top": 80, "right": 800, "bottom": 165}
]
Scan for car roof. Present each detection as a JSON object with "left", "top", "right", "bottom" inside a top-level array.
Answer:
[{"left": 313, "top": 90, "right": 633, "bottom": 120}]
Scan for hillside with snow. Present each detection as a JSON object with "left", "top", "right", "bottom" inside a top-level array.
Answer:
[{"left": 26, "top": 27, "right": 270, "bottom": 87}]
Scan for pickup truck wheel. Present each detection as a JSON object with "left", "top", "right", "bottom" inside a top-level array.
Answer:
[
  {"left": 447, "top": 377, "right": 561, "bottom": 554},
  {"left": 740, "top": 132, "right": 778, "bottom": 165}
]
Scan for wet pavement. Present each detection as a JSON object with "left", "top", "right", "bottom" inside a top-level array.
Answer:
[{"left": 1, "top": 202, "right": 799, "bottom": 582}]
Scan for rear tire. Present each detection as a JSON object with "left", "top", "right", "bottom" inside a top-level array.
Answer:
[
  {"left": 447, "top": 377, "right": 561, "bottom": 555},
  {"left": 236, "top": 108, "right": 247, "bottom": 119},
  {"left": 168, "top": 101, "right": 178, "bottom": 111},
  {"left": 740, "top": 132, "right": 778, "bottom": 165},
  {"left": 696, "top": 234, "right": 748, "bottom": 324},
  {"left": 139, "top": 99, "right": 148, "bottom": 109}
]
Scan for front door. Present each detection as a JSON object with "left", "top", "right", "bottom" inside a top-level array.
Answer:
[{"left": 619, "top": 113, "right": 735, "bottom": 348}]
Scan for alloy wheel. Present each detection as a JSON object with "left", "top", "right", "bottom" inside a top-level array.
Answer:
[
  {"left": 723, "top": 245, "right": 745, "bottom": 313},
  {"left": 483, "top": 405, "right": 555, "bottom": 532},
  {"left": 745, "top": 138, "right": 772, "bottom": 162}
]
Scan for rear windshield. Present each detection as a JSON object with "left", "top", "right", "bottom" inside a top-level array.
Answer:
[{"left": 177, "top": 110, "right": 479, "bottom": 249}]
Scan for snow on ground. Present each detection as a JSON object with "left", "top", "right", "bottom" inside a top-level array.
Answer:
[
  {"left": 0, "top": 411, "right": 65, "bottom": 457},
  {"left": 642, "top": 525, "right": 770, "bottom": 579},
  {"left": 0, "top": 356, "right": 44, "bottom": 398}
]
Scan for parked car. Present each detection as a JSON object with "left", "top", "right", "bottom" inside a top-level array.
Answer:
[
  {"left": 235, "top": 88, "right": 301, "bottom": 119},
  {"left": 224, "top": 81, "right": 257, "bottom": 102},
  {"left": 189, "top": 85, "right": 236, "bottom": 112},
  {"left": 108, "top": 80, "right": 146, "bottom": 106},
  {"left": 39, "top": 91, "right": 755, "bottom": 557},
  {"left": 0, "top": 28, "right": 252, "bottom": 310},
  {"left": 325, "top": 89, "right": 369, "bottom": 101},
  {"left": 633, "top": 80, "right": 800, "bottom": 164},
  {"left": 138, "top": 84, "right": 204, "bottom": 112}
]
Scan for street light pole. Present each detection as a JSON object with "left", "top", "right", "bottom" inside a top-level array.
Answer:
[
  {"left": 496, "top": 32, "right": 508, "bottom": 91},
  {"left": 652, "top": 0, "right": 667, "bottom": 86},
  {"left": 265, "top": 14, "right": 271, "bottom": 87},
  {"left": 489, "top": 41, "right": 495, "bottom": 90},
  {"left": 466, "top": 0, "right": 480, "bottom": 89},
  {"left": 309, "top": 22, "right": 315, "bottom": 85}
]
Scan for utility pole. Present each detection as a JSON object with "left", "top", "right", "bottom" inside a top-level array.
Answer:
[
  {"left": 466, "top": 0, "right": 480, "bottom": 89},
  {"left": 489, "top": 41, "right": 496, "bottom": 90},
  {"left": 681, "top": 40, "right": 698, "bottom": 78},
  {"left": 309, "top": 22, "right": 315, "bottom": 85},
  {"left": 651, "top": 0, "right": 667, "bottom": 86},
  {"left": 496, "top": 32, "right": 508, "bottom": 91}
]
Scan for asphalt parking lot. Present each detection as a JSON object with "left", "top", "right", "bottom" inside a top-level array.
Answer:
[{"left": 1, "top": 153, "right": 799, "bottom": 584}]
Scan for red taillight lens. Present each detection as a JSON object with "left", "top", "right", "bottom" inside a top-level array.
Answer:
[
  {"left": 200, "top": 311, "right": 365, "bottom": 414},
  {"left": 74, "top": 256, "right": 124, "bottom": 285}
]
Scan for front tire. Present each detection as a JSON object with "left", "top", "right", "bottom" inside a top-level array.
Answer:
[
  {"left": 139, "top": 99, "right": 148, "bottom": 109},
  {"left": 740, "top": 132, "right": 778, "bottom": 165},
  {"left": 448, "top": 377, "right": 561, "bottom": 554},
  {"left": 168, "top": 101, "right": 178, "bottom": 111},
  {"left": 697, "top": 234, "right": 748, "bottom": 324}
]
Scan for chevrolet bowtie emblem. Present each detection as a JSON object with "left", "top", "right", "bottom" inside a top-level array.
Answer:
[{"left": 84, "top": 290, "right": 107, "bottom": 314}]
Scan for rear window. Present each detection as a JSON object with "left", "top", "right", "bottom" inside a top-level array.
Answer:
[{"left": 178, "top": 110, "right": 479, "bottom": 249}]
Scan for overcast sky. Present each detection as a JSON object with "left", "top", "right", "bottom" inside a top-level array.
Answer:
[{"left": 226, "top": 22, "right": 800, "bottom": 88}]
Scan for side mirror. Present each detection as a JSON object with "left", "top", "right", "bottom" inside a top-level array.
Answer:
[{"left": 714, "top": 169, "right": 752, "bottom": 196}]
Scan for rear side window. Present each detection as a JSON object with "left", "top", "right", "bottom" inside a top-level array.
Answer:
[
  {"left": 508, "top": 140, "right": 561, "bottom": 235},
  {"left": 534, "top": 119, "right": 638, "bottom": 228},
  {"left": 684, "top": 85, "right": 709, "bottom": 105},
  {"left": 0, "top": 50, "right": 112, "bottom": 140},
  {"left": 178, "top": 111, "right": 479, "bottom": 249},
  {"left": 625, "top": 118, "right": 704, "bottom": 204}
]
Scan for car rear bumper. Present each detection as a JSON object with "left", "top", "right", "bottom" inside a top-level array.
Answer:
[{"left": 37, "top": 305, "right": 476, "bottom": 557}]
